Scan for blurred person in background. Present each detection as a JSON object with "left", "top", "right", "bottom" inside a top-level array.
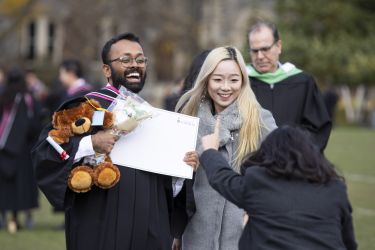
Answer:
[
  {"left": 163, "top": 50, "right": 211, "bottom": 112},
  {"left": 25, "top": 68, "right": 49, "bottom": 102},
  {"left": 0, "top": 66, "right": 42, "bottom": 233},
  {"left": 59, "top": 58, "right": 93, "bottom": 101},
  {"left": 323, "top": 85, "right": 339, "bottom": 126},
  {"left": 0, "top": 66, "right": 6, "bottom": 95},
  {"left": 247, "top": 20, "right": 331, "bottom": 152}
]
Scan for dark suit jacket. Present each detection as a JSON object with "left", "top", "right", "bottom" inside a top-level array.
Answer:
[{"left": 200, "top": 149, "right": 357, "bottom": 250}]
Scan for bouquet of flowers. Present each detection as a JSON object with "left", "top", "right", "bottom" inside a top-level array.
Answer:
[
  {"left": 82, "top": 87, "right": 154, "bottom": 168},
  {"left": 107, "top": 86, "right": 154, "bottom": 136}
]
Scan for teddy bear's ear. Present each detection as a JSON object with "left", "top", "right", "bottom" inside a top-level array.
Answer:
[
  {"left": 81, "top": 103, "right": 95, "bottom": 120},
  {"left": 52, "top": 110, "right": 65, "bottom": 128},
  {"left": 71, "top": 117, "right": 92, "bottom": 134}
]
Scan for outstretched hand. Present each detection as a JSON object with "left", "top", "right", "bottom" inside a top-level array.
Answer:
[{"left": 201, "top": 117, "right": 220, "bottom": 150}]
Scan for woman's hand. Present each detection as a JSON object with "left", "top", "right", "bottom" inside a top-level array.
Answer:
[
  {"left": 172, "top": 238, "right": 181, "bottom": 250},
  {"left": 183, "top": 151, "right": 199, "bottom": 171},
  {"left": 201, "top": 117, "right": 220, "bottom": 150}
]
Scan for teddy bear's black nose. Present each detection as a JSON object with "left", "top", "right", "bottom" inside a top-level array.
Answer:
[{"left": 75, "top": 118, "right": 86, "bottom": 126}]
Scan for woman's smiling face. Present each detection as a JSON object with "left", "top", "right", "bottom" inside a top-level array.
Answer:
[{"left": 207, "top": 59, "right": 242, "bottom": 114}]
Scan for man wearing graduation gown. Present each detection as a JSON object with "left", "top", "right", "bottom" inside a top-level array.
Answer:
[
  {"left": 247, "top": 21, "right": 331, "bottom": 151},
  {"left": 32, "top": 33, "right": 173, "bottom": 250}
]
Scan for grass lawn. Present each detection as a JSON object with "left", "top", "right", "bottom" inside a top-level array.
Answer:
[
  {"left": 0, "top": 195, "right": 65, "bottom": 250},
  {"left": 325, "top": 126, "right": 375, "bottom": 250},
  {"left": 0, "top": 126, "right": 374, "bottom": 249}
]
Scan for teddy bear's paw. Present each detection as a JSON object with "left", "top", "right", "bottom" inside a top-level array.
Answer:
[
  {"left": 68, "top": 166, "right": 94, "bottom": 193},
  {"left": 48, "top": 129, "right": 72, "bottom": 144},
  {"left": 93, "top": 162, "right": 120, "bottom": 189}
]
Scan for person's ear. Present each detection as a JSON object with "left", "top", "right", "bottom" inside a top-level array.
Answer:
[
  {"left": 102, "top": 64, "right": 112, "bottom": 79},
  {"left": 276, "top": 40, "right": 282, "bottom": 55}
]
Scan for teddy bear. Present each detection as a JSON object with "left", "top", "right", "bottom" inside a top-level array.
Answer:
[{"left": 48, "top": 99, "right": 121, "bottom": 193}]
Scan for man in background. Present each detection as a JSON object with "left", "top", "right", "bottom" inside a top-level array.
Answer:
[
  {"left": 247, "top": 20, "right": 331, "bottom": 151},
  {"left": 59, "top": 58, "right": 92, "bottom": 101}
]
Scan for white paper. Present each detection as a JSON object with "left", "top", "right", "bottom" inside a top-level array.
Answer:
[{"left": 110, "top": 107, "right": 199, "bottom": 179}]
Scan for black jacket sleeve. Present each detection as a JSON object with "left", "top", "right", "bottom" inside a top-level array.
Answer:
[
  {"left": 301, "top": 77, "right": 332, "bottom": 151},
  {"left": 199, "top": 149, "right": 247, "bottom": 209},
  {"left": 341, "top": 199, "right": 358, "bottom": 249}
]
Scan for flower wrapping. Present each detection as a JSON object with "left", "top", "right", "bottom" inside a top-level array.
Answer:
[{"left": 107, "top": 86, "right": 154, "bottom": 136}]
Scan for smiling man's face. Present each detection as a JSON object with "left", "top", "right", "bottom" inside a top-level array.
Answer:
[{"left": 106, "top": 39, "right": 147, "bottom": 93}]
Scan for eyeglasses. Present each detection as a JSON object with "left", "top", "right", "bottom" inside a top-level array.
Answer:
[
  {"left": 249, "top": 41, "right": 277, "bottom": 55},
  {"left": 109, "top": 55, "right": 148, "bottom": 67}
]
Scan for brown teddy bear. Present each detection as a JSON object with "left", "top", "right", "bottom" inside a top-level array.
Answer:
[{"left": 48, "top": 99, "right": 120, "bottom": 193}]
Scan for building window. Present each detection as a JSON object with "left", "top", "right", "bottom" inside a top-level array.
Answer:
[
  {"left": 48, "top": 22, "right": 55, "bottom": 58},
  {"left": 27, "top": 21, "right": 35, "bottom": 60}
]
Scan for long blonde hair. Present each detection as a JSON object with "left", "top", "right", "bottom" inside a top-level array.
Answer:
[{"left": 176, "top": 46, "right": 263, "bottom": 168}]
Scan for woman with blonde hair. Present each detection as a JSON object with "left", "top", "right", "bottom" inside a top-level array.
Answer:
[{"left": 173, "top": 46, "right": 277, "bottom": 250}]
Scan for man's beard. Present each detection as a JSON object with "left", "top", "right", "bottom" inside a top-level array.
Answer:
[{"left": 110, "top": 66, "right": 147, "bottom": 93}]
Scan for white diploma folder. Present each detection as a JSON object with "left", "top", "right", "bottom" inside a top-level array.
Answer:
[{"left": 110, "top": 108, "right": 199, "bottom": 179}]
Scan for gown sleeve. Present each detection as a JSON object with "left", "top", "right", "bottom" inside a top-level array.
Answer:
[
  {"left": 170, "top": 175, "right": 197, "bottom": 239},
  {"left": 31, "top": 123, "right": 84, "bottom": 209},
  {"left": 301, "top": 78, "right": 332, "bottom": 151}
]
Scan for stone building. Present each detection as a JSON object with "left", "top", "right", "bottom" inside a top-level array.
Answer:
[{"left": 0, "top": 0, "right": 274, "bottom": 89}]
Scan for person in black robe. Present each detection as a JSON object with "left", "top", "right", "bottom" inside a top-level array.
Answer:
[
  {"left": 0, "top": 67, "right": 41, "bottom": 231},
  {"left": 247, "top": 20, "right": 331, "bottom": 151},
  {"left": 32, "top": 33, "right": 178, "bottom": 250},
  {"left": 43, "top": 59, "right": 93, "bottom": 124}
]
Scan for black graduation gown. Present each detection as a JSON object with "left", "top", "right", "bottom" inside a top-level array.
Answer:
[
  {"left": 0, "top": 93, "right": 40, "bottom": 210},
  {"left": 250, "top": 72, "right": 332, "bottom": 151},
  {"left": 32, "top": 87, "right": 173, "bottom": 250}
]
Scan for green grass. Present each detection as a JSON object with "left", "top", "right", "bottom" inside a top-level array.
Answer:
[
  {"left": 325, "top": 126, "right": 375, "bottom": 250},
  {"left": 0, "top": 195, "right": 65, "bottom": 250},
  {"left": 0, "top": 126, "right": 374, "bottom": 249}
]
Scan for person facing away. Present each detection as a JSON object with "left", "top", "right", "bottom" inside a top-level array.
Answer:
[
  {"left": 25, "top": 68, "right": 48, "bottom": 102},
  {"left": 247, "top": 20, "right": 331, "bottom": 152},
  {"left": 59, "top": 58, "right": 93, "bottom": 101},
  {"left": 200, "top": 123, "right": 357, "bottom": 250},
  {"left": 32, "top": 32, "right": 195, "bottom": 250},
  {"left": 0, "top": 66, "right": 41, "bottom": 232},
  {"left": 172, "top": 46, "right": 277, "bottom": 250}
]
